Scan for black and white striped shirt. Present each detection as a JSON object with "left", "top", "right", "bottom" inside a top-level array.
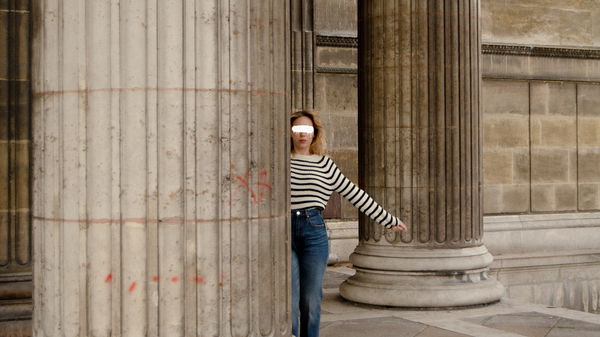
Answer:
[{"left": 291, "top": 154, "right": 400, "bottom": 229}]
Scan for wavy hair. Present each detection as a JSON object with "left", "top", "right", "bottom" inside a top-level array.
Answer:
[{"left": 290, "top": 110, "right": 327, "bottom": 155}]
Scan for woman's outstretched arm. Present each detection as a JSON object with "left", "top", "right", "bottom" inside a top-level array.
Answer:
[{"left": 329, "top": 158, "right": 406, "bottom": 231}]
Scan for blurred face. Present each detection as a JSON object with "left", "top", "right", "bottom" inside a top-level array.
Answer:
[{"left": 291, "top": 116, "right": 314, "bottom": 155}]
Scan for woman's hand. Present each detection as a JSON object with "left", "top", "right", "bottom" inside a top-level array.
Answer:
[{"left": 390, "top": 219, "right": 407, "bottom": 232}]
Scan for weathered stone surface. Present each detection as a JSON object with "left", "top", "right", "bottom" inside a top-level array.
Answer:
[
  {"left": 579, "top": 118, "right": 600, "bottom": 147},
  {"left": 314, "top": 0, "right": 357, "bottom": 36},
  {"left": 531, "top": 149, "right": 571, "bottom": 183},
  {"left": 513, "top": 150, "right": 530, "bottom": 184},
  {"left": 482, "top": 54, "right": 600, "bottom": 82},
  {"left": 483, "top": 149, "right": 513, "bottom": 185},
  {"left": 483, "top": 116, "right": 529, "bottom": 148},
  {"left": 530, "top": 82, "right": 576, "bottom": 116},
  {"left": 501, "top": 185, "right": 531, "bottom": 213},
  {"left": 315, "top": 46, "right": 357, "bottom": 69},
  {"left": 482, "top": 80, "right": 529, "bottom": 115},
  {"left": 555, "top": 184, "right": 577, "bottom": 211},
  {"left": 0, "top": 13, "right": 8, "bottom": 79},
  {"left": 315, "top": 73, "right": 357, "bottom": 115},
  {"left": 328, "top": 149, "right": 359, "bottom": 219},
  {"left": 537, "top": 118, "right": 576, "bottom": 146},
  {"left": 577, "top": 83, "right": 600, "bottom": 117},
  {"left": 484, "top": 184, "right": 531, "bottom": 215},
  {"left": 329, "top": 114, "right": 358, "bottom": 149},
  {"left": 532, "top": 184, "right": 555, "bottom": 212},
  {"left": 32, "top": 1, "right": 291, "bottom": 336},
  {"left": 0, "top": 1, "right": 33, "bottom": 327},
  {"left": 483, "top": 185, "right": 503, "bottom": 215},
  {"left": 578, "top": 183, "right": 600, "bottom": 210},
  {"left": 578, "top": 149, "right": 600, "bottom": 183},
  {"left": 481, "top": 0, "right": 599, "bottom": 47},
  {"left": 341, "top": 0, "right": 503, "bottom": 308}
]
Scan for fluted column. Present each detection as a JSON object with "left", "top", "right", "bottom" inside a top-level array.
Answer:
[
  {"left": 340, "top": 0, "right": 503, "bottom": 307},
  {"left": 32, "top": 1, "right": 290, "bottom": 336}
]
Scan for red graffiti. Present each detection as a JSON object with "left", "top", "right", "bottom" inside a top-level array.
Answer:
[
  {"left": 103, "top": 274, "right": 211, "bottom": 286},
  {"left": 235, "top": 175, "right": 259, "bottom": 203},
  {"left": 128, "top": 282, "right": 137, "bottom": 292},
  {"left": 232, "top": 169, "right": 273, "bottom": 204}
]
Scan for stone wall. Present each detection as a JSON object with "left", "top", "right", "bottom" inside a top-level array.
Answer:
[
  {"left": 481, "top": 0, "right": 600, "bottom": 47},
  {"left": 481, "top": 0, "right": 600, "bottom": 215},
  {"left": 479, "top": 0, "right": 600, "bottom": 313},
  {"left": 482, "top": 80, "right": 600, "bottom": 214},
  {"left": 313, "top": 0, "right": 359, "bottom": 219}
]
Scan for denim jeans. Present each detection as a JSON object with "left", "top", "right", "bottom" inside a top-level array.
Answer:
[{"left": 291, "top": 207, "right": 329, "bottom": 337}]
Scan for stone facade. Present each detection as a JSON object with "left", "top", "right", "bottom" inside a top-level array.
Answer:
[
  {"left": 481, "top": 0, "right": 600, "bottom": 47},
  {"left": 479, "top": 0, "right": 600, "bottom": 313},
  {"left": 2, "top": 0, "right": 600, "bottom": 335},
  {"left": 481, "top": 80, "right": 600, "bottom": 214}
]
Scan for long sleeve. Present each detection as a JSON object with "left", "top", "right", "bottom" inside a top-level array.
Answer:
[{"left": 330, "top": 162, "right": 399, "bottom": 229}]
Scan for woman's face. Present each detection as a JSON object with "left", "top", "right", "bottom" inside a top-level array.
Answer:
[{"left": 291, "top": 116, "right": 314, "bottom": 154}]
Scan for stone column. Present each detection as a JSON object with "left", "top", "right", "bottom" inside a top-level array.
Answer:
[
  {"left": 340, "top": 0, "right": 503, "bottom": 307},
  {"left": 0, "top": 0, "right": 33, "bottom": 318},
  {"left": 32, "top": 1, "right": 291, "bottom": 336}
]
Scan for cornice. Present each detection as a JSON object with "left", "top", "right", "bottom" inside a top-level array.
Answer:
[
  {"left": 314, "top": 35, "right": 600, "bottom": 61},
  {"left": 482, "top": 43, "right": 600, "bottom": 60},
  {"left": 315, "top": 35, "right": 357, "bottom": 48}
]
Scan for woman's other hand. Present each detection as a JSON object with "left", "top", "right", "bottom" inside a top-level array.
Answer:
[{"left": 390, "top": 219, "right": 407, "bottom": 232}]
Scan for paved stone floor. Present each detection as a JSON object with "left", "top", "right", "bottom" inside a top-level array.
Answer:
[
  {"left": 2, "top": 266, "right": 599, "bottom": 336},
  {"left": 321, "top": 265, "right": 600, "bottom": 337}
]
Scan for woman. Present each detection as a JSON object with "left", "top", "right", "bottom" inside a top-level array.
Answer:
[{"left": 290, "top": 110, "right": 406, "bottom": 337}]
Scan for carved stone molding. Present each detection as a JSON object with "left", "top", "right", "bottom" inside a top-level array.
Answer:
[
  {"left": 315, "top": 35, "right": 357, "bottom": 48},
  {"left": 314, "top": 38, "right": 600, "bottom": 61},
  {"left": 482, "top": 43, "right": 600, "bottom": 60},
  {"left": 314, "top": 66, "right": 357, "bottom": 74}
]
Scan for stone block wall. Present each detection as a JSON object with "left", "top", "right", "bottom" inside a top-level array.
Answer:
[
  {"left": 480, "top": 0, "right": 600, "bottom": 313},
  {"left": 481, "top": 0, "right": 600, "bottom": 47},
  {"left": 578, "top": 84, "right": 600, "bottom": 210},
  {"left": 482, "top": 80, "right": 600, "bottom": 214},
  {"left": 313, "top": 0, "right": 360, "bottom": 219},
  {"left": 481, "top": 0, "right": 600, "bottom": 215}
]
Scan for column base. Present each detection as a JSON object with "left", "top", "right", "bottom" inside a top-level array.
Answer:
[{"left": 339, "top": 245, "right": 504, "bottom": 307}]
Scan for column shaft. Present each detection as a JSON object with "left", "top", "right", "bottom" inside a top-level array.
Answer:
[
  {"left": 32, "top": 1, "right": 291, "bottom": 336},
  {"left": 341, "top": 0, "right": 503, "bottom": 307}
]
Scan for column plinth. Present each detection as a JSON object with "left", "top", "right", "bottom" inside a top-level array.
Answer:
[{"left": 341, "top": 246, "right": 503, "bottom": 307}]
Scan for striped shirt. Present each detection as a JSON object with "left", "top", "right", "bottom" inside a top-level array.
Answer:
[{"left": 291, "top": 154, "right": 400, "bottom": 229}]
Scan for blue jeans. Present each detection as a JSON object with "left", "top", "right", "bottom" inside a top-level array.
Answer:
[{"left": 291, "top": 208, "right": 329, "bottom": 337}]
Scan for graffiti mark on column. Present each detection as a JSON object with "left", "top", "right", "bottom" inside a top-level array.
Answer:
[
  {"left": 232, "top": 169, "right": 273, "bottom": 204},
  {"left": 128, "top": 282, "right": 137, "bottom": 292},
  {"left": 103, "top": 274, "right": 211, "bottom": 286}
]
